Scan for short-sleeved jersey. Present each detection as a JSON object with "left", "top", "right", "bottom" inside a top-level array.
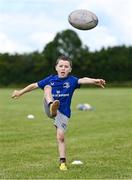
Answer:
[{"left": 37, "top": 75, "right": 80, "bottom": 118}]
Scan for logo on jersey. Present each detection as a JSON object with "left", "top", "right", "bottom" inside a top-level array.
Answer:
[
  {"left": 50, "top": 82, "right": 54, "bottom": 86},
  {"left": 56, "top": 90, "right": 60, "bottom": 94},
  {"left": 63, "top": 82, "right": 70, "bottom": 88}
]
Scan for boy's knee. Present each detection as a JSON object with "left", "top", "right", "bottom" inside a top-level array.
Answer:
[
  {"left": 44, "top": 85, "right": 52, "bottom": 91},
  {"left": 44, "top": 85, "right": 52, "bottom": 95},
  {"left": 57, "top": 132, "right": 64, "bottom": 142}
]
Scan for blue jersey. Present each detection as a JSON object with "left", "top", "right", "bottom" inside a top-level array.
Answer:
[{"left": 37, "top": 75, "right": 80, "bottom": 118}]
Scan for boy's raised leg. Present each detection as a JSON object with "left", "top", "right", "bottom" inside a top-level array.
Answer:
[
  {"left": 50, "top": 100, "right": 60, "bottom": 117},
  {"left": 44, "top": 85, "right": 60, "bottom": 117}
]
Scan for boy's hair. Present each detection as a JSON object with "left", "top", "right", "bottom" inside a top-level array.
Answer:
[{"left": 56, "top": 55, "right": 72, "bottom": 67}]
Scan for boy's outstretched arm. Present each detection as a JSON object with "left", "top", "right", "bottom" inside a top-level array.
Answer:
[
  {"left": 12, "top": 83, "right": 38, "bottom": 99},
  {"left": 78, "top": 77, "right": 106, "bottom": 88}
]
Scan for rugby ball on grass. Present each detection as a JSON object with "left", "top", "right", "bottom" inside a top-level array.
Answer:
[{"left": 68, "top": 9, "right": 98, "bottom": 30}]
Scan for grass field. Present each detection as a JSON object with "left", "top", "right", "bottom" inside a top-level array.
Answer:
[{"left": 0, "top": 88, "right": 132, "bottom": 179}]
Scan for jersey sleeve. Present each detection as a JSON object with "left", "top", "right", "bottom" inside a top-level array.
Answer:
[
  {"left": 72, "top": 76, "right": 81, "bottom": 89},
  {"left": 37, "top": 75, "right": 53, "bottom": 89}
]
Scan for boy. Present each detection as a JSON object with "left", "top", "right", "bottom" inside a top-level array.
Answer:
[{"left": 12, "top": 55, "right": 106, "bottom": 171}]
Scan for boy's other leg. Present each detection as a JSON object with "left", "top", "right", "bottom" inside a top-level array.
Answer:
[
  {"left": 56, "top": 128, "right": 67, "bottom": 170},
  {"left": 44, "top": 85, "right": 60, "bottom": 117}
]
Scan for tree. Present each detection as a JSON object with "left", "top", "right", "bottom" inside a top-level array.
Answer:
[{"left": 42, "top": 29, "right": 90, "bottom": 75}]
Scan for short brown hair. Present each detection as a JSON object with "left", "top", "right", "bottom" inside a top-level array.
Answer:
[{"left": 56, "top": 55, "right": 72, "bottom": 67}]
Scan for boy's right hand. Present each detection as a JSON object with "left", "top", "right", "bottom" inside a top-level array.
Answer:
[{"left": 12, "top": 90, "right": 21, "bottom": 99}]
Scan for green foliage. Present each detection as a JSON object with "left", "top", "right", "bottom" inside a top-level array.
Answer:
[
  {"left": 0, "top": 30, "right": 132, "bottom": 86},
  {"left": 0, "top": 88, "right": 132, "bottom": 179},
  {"left": 0, "top": 52, "right": 49, "bottom": 86},
  {"left": 42, "top": 29, "right": 89, "bottom": 75}
]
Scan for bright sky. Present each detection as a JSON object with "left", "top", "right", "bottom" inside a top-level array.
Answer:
[{"left": 1, "top": 0, "right": 132, "bottom": 54}]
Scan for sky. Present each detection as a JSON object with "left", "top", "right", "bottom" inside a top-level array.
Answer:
[{"left": 0, "top": 0, "right": 132, "bottom": 54}]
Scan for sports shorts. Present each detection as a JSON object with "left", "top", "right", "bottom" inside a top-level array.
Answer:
[{"left": 43, "top": 99, "right": 69, "bottom": 131}]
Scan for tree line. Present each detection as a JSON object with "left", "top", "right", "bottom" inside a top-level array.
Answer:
[{"left": 0, "top": 29, "right": 132, "bottom": 87}]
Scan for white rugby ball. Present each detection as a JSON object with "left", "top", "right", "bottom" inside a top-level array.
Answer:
[{"left": 68, "top": 9, "right": 98, "bottom": 30}]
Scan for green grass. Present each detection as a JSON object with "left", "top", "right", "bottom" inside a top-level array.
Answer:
[{"left": 0, "top": 88, "right": 132, "bottom": 179}]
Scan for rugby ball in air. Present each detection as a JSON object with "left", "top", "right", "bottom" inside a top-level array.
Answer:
[{"left": 68, "top": 9, "right": 98, "bottom": 30}]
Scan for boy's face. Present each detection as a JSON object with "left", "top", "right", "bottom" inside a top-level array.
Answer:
[{"left": 55, "top": 60, "right": 72, "bottom": 78}]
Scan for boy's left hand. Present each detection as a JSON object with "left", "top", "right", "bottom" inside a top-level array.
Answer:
[{"left": 94, "top": 79, "right": 106, "bottom": 88}]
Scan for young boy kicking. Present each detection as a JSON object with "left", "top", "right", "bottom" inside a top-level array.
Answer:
[{"left": 12, "top": 55, "right": 106, "bottom": 171}]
